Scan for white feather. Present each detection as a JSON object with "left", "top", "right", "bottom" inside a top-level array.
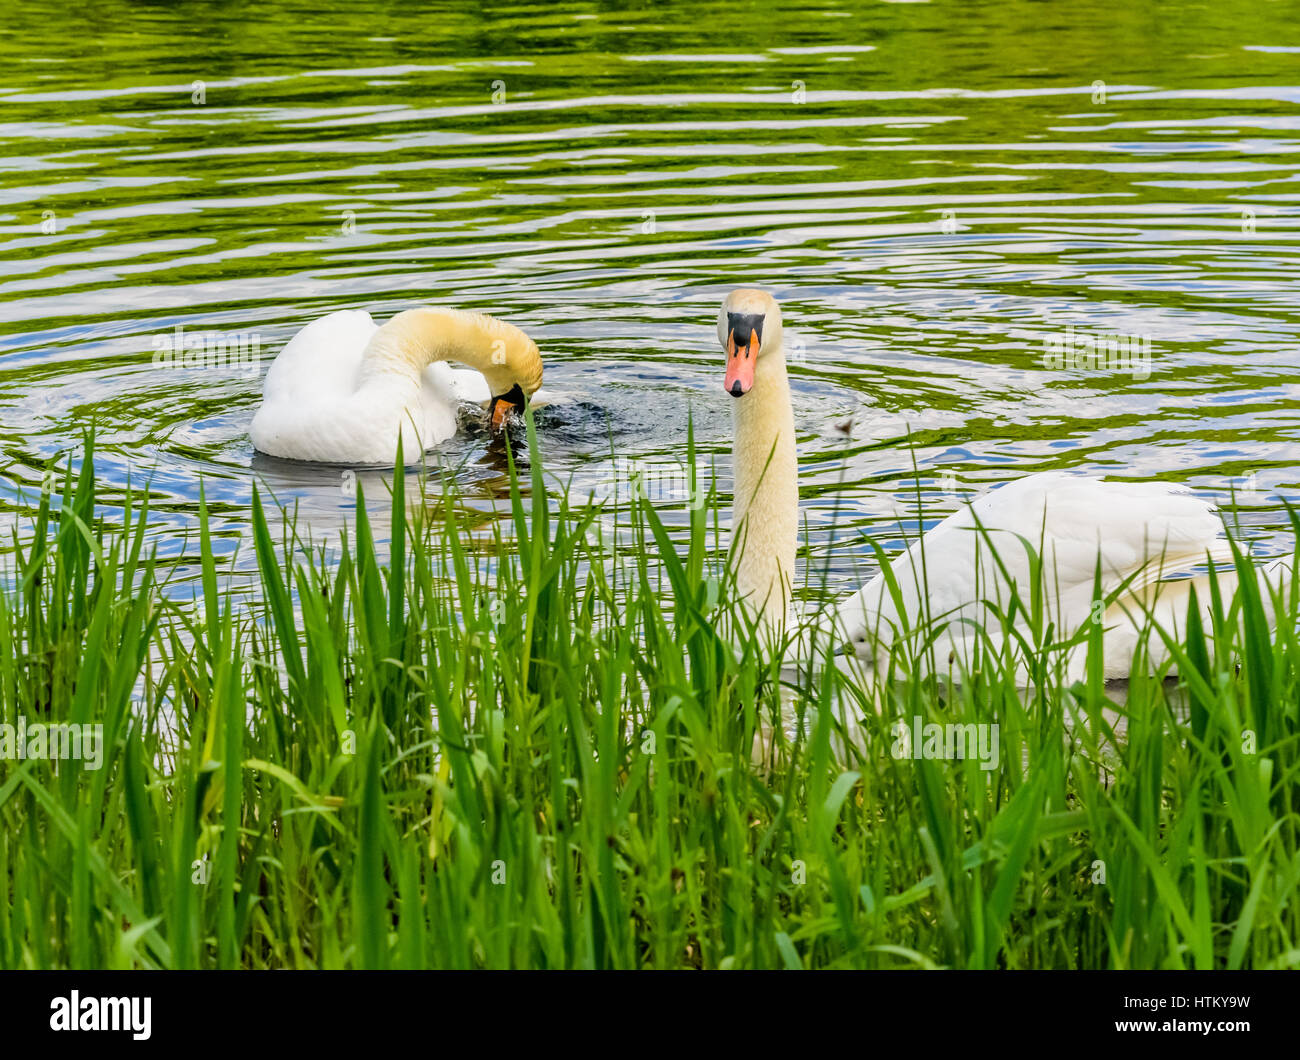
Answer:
[
  {"left": 251, "top": 309, "right": 492, "bottom": 464},
  {"left": 834, "top": 472, "right": 1274, "bottom": 680}
]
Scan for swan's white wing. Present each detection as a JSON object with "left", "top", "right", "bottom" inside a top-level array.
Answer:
[
  {"left": 422, "top": 363, "right": 551, "bottom": 420},
  {"left": 434, "top": 369, "right": 558, "bottom": 408},
  {"left": 253, "top": 309, "right": 475, "bottom": 462},
  {"left": 425, "top": 363, "right": 491, "bottom": 405},
  {"left": 252, "top": 310, "right": 389, "bottom": 461},
  {"left": 253, "top": 309, "right": 449, "bottom": 463},
  {"left": 258, "top": 309, "right": 377, "bottom": 404},
  {"left": 837, "top": 472, "right": 1227, "bottom": 667}
]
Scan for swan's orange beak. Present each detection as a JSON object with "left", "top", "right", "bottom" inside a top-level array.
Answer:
[
  {"left": 725, "top": 328, "right": 759, "bottom": 397},
  {"left": 490, "top": 398, "right": 515, "bottom": 430},
  {"left": 488, "top": 384, "right": 526, "bottom": 431}
]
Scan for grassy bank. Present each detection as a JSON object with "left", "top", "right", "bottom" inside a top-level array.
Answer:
[{"left": 2, "top": 426, "right": 1298, "bottom": 969}]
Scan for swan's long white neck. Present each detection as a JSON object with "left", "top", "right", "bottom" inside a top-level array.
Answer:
[
  {"left": 358, "top": 307, "right": 542, "bottom": 397},
  {"left": 731, "top": 342, "right": 798, "bottom": 628}
]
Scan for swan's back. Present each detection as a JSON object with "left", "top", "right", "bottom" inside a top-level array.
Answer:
[{"left": 838, "top": 472, "right": 1232, "bottom": 678}]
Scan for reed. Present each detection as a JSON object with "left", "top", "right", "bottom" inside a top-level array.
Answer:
[{"left": 0, "top": 423, "right": 1297, "bottom": 969}]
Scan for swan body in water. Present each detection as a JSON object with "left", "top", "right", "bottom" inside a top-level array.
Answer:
[
  {"left": 250, "top": 306, "right": 543, "bottom": 464},
  {"left": 717, "top": 288, "right": 1290, "bottom": 680}
]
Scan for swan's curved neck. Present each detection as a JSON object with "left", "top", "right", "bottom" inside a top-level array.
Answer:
[
  {"left": 359, "top": 308, "right": 542, "bottom": 397},
  {"left": 731, "top": 342, "right": 798, "bottom": 628}
]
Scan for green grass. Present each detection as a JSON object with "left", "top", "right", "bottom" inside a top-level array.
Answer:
[{"left": 1, "top": 422, "right": 1299, "bottom": 969}]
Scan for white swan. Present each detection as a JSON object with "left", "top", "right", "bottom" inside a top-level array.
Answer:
[
  {"left": 719, "top": 288, "right": 1290, "bottom": 679},
  {"left": 250, "top": 307, "right": 543, "bottom": 464}
]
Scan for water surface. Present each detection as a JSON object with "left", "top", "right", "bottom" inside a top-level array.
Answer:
[{"left": 1, "top": 0, "right": 1297, "bottom": 602}]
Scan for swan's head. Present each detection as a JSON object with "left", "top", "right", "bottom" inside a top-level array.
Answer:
[
  {"left": 482, "top": 329, "right": 544, "bottom": 431},
  {"left": 835, "top": 587, "right": 890, "bottom": 664},
  {"left": 718, "top": 289, "right": 783, "bottom": 398},
  {"left": 840, "top": 618, "right": 876, "bottom": 661}
]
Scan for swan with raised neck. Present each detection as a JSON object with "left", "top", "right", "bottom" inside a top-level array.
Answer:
[
  {"left": 713, "top": 292, "right": 1293, "bottom": 682},
  {"left": 719, "top": 288, "right": 798, "bottom": 630}
]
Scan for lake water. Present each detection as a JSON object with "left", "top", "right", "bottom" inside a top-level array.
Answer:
[{"left": 1, "top": 0, "right": 1297, "bottom": 602}]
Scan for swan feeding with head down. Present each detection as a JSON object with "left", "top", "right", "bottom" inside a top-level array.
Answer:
[
  {"left": 718, "top": 288, "right": 1290, "bottom": 680},
  {"left": 250, "top": 307, "right": 543, "bottom": 464}
]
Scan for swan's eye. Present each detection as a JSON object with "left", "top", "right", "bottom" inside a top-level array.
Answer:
[{"left": 839, "top": 630, "right": 869, "bottom": 657}]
